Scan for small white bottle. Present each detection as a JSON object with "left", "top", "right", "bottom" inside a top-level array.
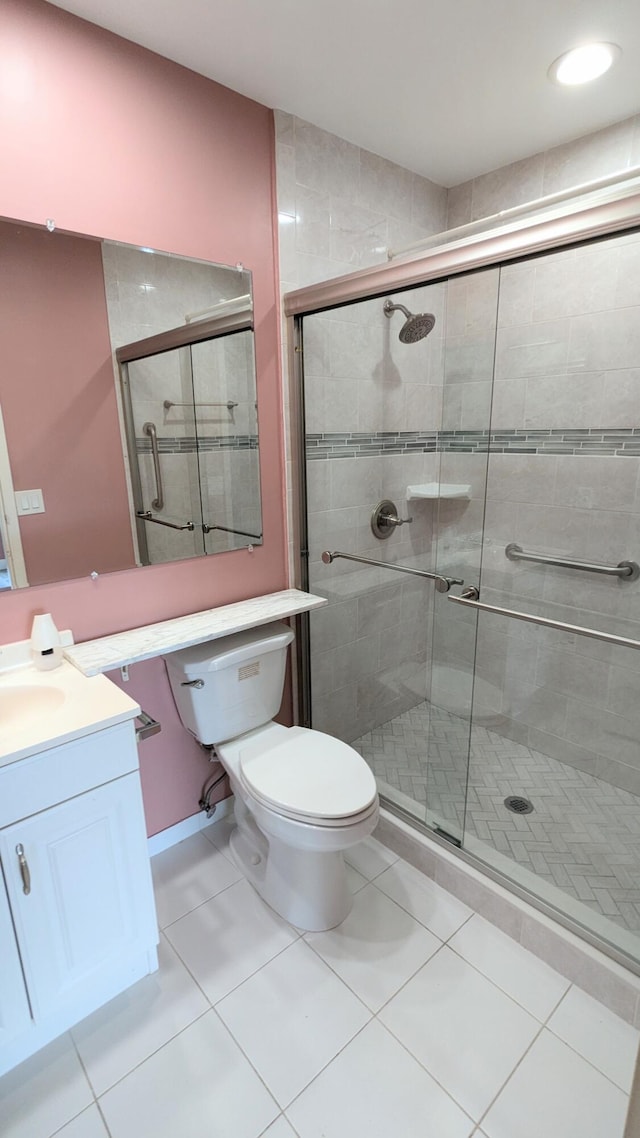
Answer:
[{"left": 30, "top": 613, "right": 63, "bottom": 671}]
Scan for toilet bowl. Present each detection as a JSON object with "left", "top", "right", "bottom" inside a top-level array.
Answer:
[{"left": 163, "top": 623, "right": 378, "bottom": 930}]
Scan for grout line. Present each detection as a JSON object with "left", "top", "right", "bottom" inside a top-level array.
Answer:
[{"left": 93, "top": 1008, "right": 212, "bottom": 1101}]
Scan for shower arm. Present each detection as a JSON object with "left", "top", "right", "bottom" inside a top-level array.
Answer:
[{"left": 321, "top": 550, "right": 463, "bottom": 593}]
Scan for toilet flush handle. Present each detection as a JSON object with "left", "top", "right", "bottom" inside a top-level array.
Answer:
[{"left": 181, "top": 678, "right": 204, "bottom": 689}]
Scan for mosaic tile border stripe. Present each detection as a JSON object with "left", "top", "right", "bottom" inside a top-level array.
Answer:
[
  {"left": 306, "top": 428, "right": 640, "bottom": 459},
  {"left": 137, "top": 435, "right": 258, "bottom": 454}
]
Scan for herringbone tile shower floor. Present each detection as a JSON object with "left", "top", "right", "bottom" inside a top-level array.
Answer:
[{"left": 352, "top": 703, "right": 640, "bottom": 934}]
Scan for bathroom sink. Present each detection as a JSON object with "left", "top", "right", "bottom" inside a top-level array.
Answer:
[{"left": 0, "top": 683, "right": 66, "bottom": 727}]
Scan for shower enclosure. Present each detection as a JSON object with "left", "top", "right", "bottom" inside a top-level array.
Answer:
[{"left": 288, "top": 185, "right": 640, "bottom": 973}]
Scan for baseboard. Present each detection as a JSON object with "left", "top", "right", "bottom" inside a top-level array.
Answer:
[
  {"left": 147, "top": 796, "right": 234, "bottom": 857},
  {"left": 376, "top": 807, "right": 640, "bottom": 1028}
]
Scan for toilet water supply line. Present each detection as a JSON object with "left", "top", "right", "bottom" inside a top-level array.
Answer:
[{"left": 199, "top": 760, "right": 228, "bottom": 818}]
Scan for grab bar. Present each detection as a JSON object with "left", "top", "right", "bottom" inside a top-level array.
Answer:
[
  {"left": 322, "top": 550, "right": 463, "bottom": 593},
  {"left": 448, "top": 585, "right": 640, "bottom": 650},
  {"left": 142, "top": 422, "right": 164, "bottom": 509},
  {"left": 203, "top": 523, "right": 263, "bottom": 541},
  {"left": 163, "top": 399, "right": 238, "bottom": 411},
  {"left": 137, "top": 511, "right": 195, "bottom": 532},
  {"left": 505, "top": 543, "right": 639, "bottom": 581}
]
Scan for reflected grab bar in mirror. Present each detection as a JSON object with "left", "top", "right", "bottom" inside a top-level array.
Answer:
[
  {"left": 137, "top": 511, "right": 195, "bottom": 532},
  {"left": 203, "top": 523, "right": 262, "bottom": 541},
  {"left": 505, "top": 543, "right": 639, "bottom": 581},
  {"left": 142, "top": 421, "right": 164, "bottom": 510},
  {"left": 322, "top": 550, "right": 463, "bottom": 594},
  {"left": 448, "top": 585, "right": 640, "bottom": 650},
  {"left": 163, "top": 399, "right": 238, "bottom": 411}
]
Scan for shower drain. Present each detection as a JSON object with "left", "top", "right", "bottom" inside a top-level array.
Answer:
[{"left": 504, "top": 795, "right": 534, "bottom": 815}]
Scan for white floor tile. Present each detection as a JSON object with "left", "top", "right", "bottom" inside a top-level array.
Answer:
[
  {"left": 53, "top": 1106, "right": 110, "bottom": 1138},
  {"left": 483, "top": 1029, "right": 629, "bottom": 1138},
  {"left": 548, "top": 985, "right": 640, "bottom": 1092},
  {"left": 345, "top": 862, "right": 368, "bottom": 894},
  {"left": 202, "top": 816, "right": 235, "bottom": 856},
  {"left": 151, "top": 831, "right": 242, "bottom": 929},
  {"left": 99, "top": 1011, "right": 278, "bottom": 1138},
  {"left": 0, "top": 1033, "right": 93, "bottom": 1138},
  {"left": 375, "top": 859, "right": 473, "bottom": 940},
  {"left": 305, "top": 882, "right": 440, "bottom": 1012},
  {"left": 379, "top": 946, "right": 540, "bottom": 1121},
  {"left": 72, "top": 933, "right": 209, "bottom": 1095},
  {"left": 344, "top": 836, "right": 399, "bottom": 880},
  {"left": 261, "top": 1119, "right": 298, "bottom": 1138},
  {"left": 165, "top": 878, "right": 299, "bottom": 1004},
  {"left": 286, "top": 1020, "right": 473, "bottom": 1138},
  {"left": 449, "top": 914, "right": 570, "bottom": 1021},
  {"left": 217, "top": 939, "right": 371, "bottom": 1107}
]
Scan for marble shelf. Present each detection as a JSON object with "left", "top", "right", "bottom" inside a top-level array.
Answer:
[{"left": 64, "top": 588, "right": 327, "bottom": 677}]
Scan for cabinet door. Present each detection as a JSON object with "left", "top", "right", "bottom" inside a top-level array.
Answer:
[
  {"left": 0, "top": 872, "right": 31, "bottom": 1044},
  {"left": 0, "top": 774, "right": 157, "bottom": 1021}
]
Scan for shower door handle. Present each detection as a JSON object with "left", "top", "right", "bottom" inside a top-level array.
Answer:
[{"left": 448, "top": 585, "right": 640, "bottom": 651}]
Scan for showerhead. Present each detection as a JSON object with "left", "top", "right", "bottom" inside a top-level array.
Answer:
[{"left": 383, "top": 299, "right": 435, "bottom": 343}]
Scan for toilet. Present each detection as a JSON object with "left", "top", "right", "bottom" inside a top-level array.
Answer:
[{"left": 164, "top": 622, "right": 379, "bottom": 931}]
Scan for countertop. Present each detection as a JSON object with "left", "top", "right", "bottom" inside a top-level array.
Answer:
[{"left": 0, "top": 661, "right": 140, "bottom": 767}]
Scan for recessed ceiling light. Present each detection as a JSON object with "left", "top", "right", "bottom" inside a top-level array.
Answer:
[{"left": 548, "top": 42, "right": 621, "bottom": 86}]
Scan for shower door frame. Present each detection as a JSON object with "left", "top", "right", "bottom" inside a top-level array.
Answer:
[{"left": 286, "top": 178, "right": 640, "bottom": 976}]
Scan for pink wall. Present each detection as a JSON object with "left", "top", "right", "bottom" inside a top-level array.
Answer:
[
  {"left": 0, "top": 0, "right": 287, "bottom": 834},
  {"left": 0, "top": 221, "right": 136, "bottom": 585}
]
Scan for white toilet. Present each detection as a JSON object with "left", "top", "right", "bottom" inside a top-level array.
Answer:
[{"left": 164, "top": 622, "right": 379, "bottom": 931}]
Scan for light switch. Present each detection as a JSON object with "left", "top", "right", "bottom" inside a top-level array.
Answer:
[{"left": 15, "top": 489, "right": 45, "bottom": 516}]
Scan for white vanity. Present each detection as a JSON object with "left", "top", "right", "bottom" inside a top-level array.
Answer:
[
  {"left": 0, "top": 588, "right": 326, "bottom": 1077},
  {"left": 0, "top": 652, "right": 158, "bottom": 1078}
]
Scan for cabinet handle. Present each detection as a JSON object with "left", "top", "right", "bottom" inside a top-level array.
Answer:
[{"left": 15, "top": 844, "right": 31, "bottom": 895}]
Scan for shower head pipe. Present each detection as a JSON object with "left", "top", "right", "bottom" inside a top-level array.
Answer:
[{"left": 383, "top": 298, "right": 436, "bottom": 342}]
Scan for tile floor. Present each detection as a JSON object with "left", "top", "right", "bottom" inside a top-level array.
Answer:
[
  {"left": 1, "top": 819, "right": 638, "bottom": 1138},
  {"left": 354, "top": 701, "right": 640, "bottom": 932}
]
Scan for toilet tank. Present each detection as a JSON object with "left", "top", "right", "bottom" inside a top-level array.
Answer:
[{"left": 163, "top": 621, "right": 295, "bottom": 745}]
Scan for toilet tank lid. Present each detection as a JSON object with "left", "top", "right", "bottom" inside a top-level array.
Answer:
[{"left": 163, "top": 621, "right": 294, "bottom": 675}]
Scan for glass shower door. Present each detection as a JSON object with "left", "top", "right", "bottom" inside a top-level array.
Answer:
[
  {"left": 459, "top": 231, "right": 640, "bottom": 962},
  {"left": 420, "top": 267, "right": 500, "bottom": 844}
]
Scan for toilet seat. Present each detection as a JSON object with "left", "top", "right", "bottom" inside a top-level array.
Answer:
[{"left": 238, "top": 726, "right": 377, "bottom": 827}]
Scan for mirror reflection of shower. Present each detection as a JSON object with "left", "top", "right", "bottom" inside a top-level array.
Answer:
[{"left": 383, "top": 298, "right": 436, "bottom": 342}]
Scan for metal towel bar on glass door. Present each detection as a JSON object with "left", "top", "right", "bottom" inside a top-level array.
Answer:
[
  {"left": 505, "top": 543, "right": 639, "bottom": 581},
  {"left": 448, "top": 585, "right": 640, "bottom": 650},
  {"left": 322, "top": 550, "right": 463, "bottom": 593}
]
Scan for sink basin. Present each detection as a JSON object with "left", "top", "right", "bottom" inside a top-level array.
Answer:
[{"left": 0, "top": 684, "right": 66, "bottom": 727}]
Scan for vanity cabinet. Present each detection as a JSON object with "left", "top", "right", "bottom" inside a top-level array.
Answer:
[{"left": 0, "top": 719, "right": 158, "bottom": 1077}]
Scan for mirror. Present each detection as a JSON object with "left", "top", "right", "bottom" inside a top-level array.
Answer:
[{"left": 0, "top": 218, "right": 262, "bottom": 593}]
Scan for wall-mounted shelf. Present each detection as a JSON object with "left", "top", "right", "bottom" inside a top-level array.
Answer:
[
  {"left": 64, "top": 589, "right": 326, "bottom": 677},
  {"left": 406, "top": 483, "right": 471, "bottom": 500}
]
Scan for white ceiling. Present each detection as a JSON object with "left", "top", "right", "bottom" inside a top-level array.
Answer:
[{"left": 49, "top": 0, "right": 640, "bottom": 186}]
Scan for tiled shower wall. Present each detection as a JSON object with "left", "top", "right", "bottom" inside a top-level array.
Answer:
[
  {"left": 276, "top": 110, "right": 640, "bottom": 784},
  {"left": 439, "top": 114, "right": 640, "bottom": 797}
]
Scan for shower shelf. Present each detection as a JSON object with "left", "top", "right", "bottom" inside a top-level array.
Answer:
[{"left": 406, "top": 483, "right": 471, "bottom": 500}]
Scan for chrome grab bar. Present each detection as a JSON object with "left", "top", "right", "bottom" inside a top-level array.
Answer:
[
  {"left": 505, "top": 543, "right": 639, "bottom": 581},
  {"left": 203, "top": 523, "right": 262, "bottom": 541},
  {"left": 448, "top": 585, "right": 640, "bottom": 650},
  {"left": 137, "top": 511, "right": 195, "bottom": 532},
  {"left": 142, "top": 421, "right": 164, "bottom": 509},
  {"left": 322, "top": 550, "right": 463, "bottom": 593}
]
